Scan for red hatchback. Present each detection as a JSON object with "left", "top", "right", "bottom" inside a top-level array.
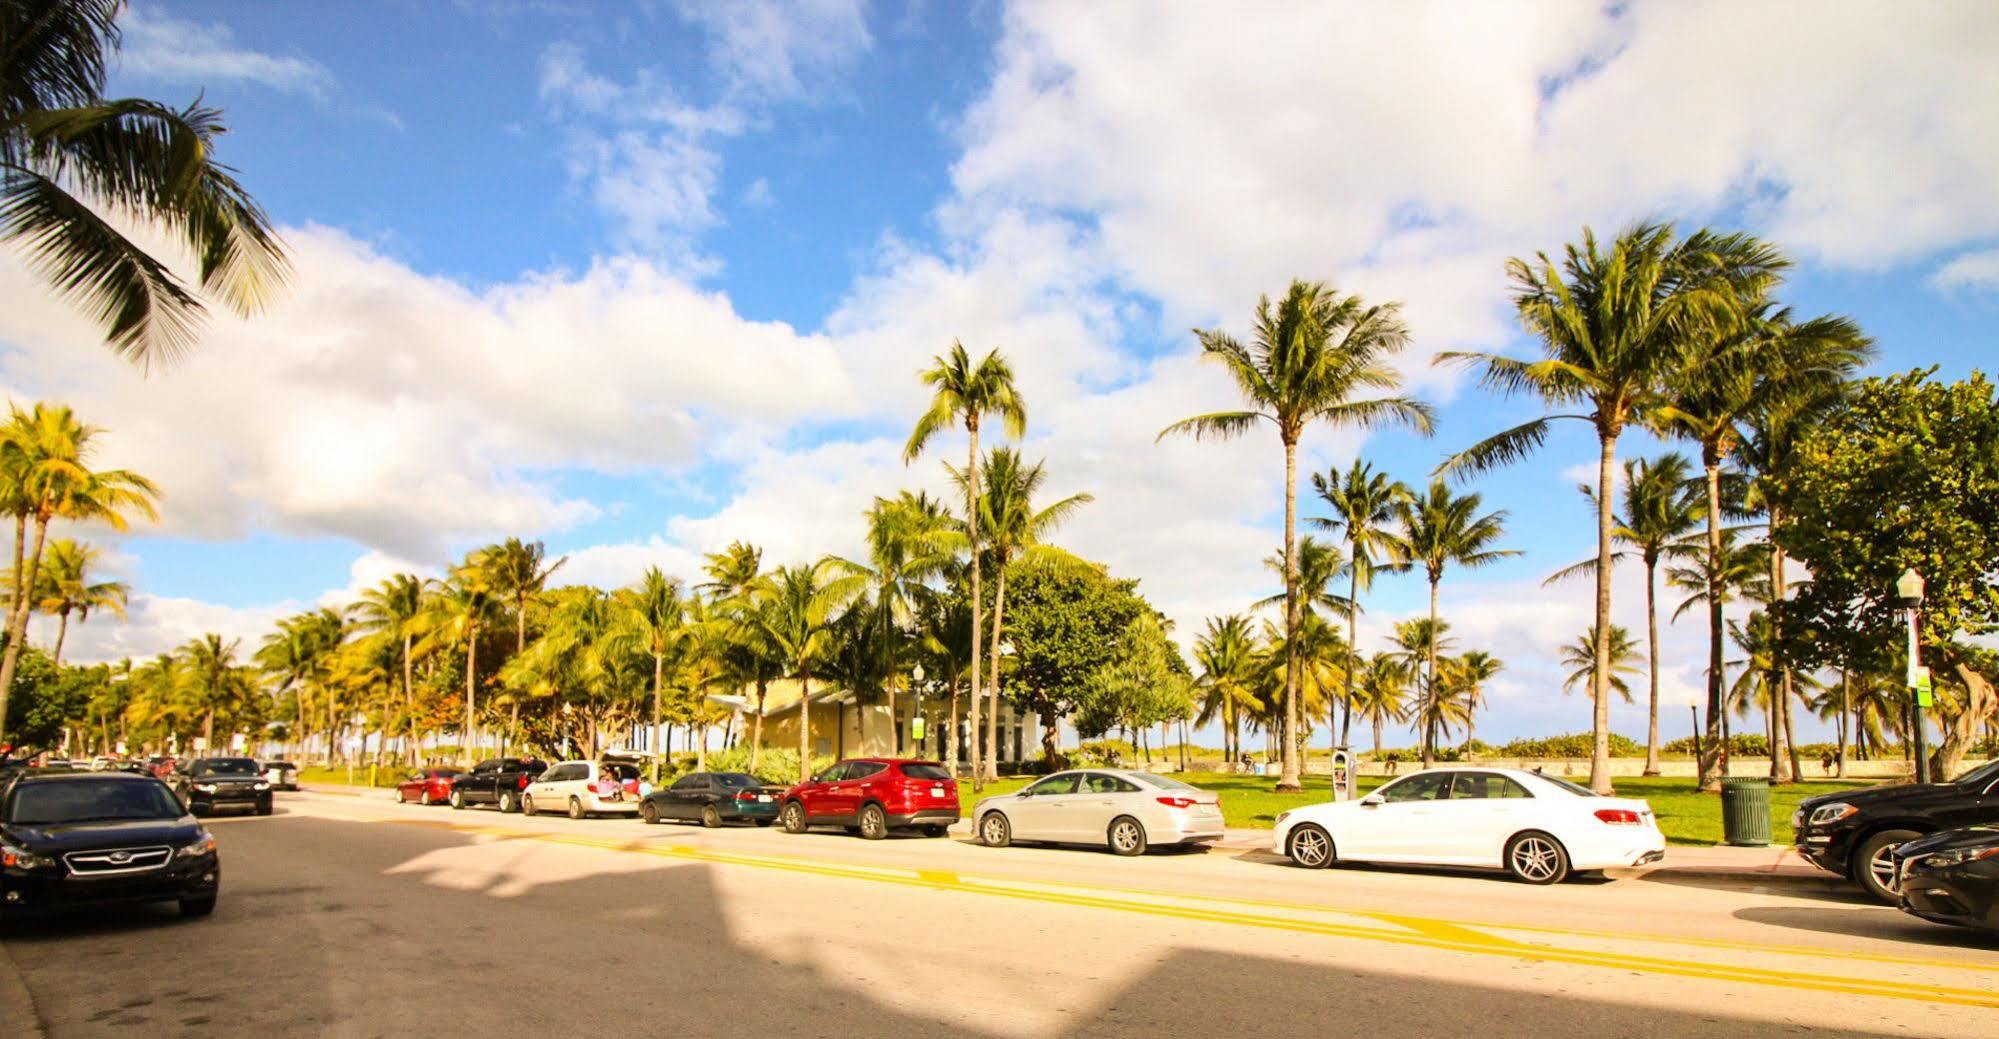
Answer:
[
  {"left": 779, "top": 759, "right": 959, "bottom": 839},
  {"left": 397, "top": 767, "right": 461, "bottom": 806}
]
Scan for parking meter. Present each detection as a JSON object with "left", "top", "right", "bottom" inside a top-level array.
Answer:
[{"left": 1330, "top": 748, "right": 1356, "bottom": 801}]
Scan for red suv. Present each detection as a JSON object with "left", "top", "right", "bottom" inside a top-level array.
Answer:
[{"left": 778, "top": 759, "right": 959, "bottom": 839}]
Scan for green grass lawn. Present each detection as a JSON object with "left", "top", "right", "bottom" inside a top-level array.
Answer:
[
  {"left": 964, "top": 771, "right": 1875, "bottom": 846},
  {"left": 297, "top": 765, "right": 405, "bottom": 789}
]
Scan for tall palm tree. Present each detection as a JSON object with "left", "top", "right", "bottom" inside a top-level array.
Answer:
[
  {"left": 904, "top": 342, "right": 1026, "bottom": 789},
  {"left": 1194, "top": 615, "right": 1260, "bottom": 765},
  {"left": 704, "top": 541, "right": 781, "bottom": 768},
  {"left": 1160, "top": 280, "right": 1431, "bottom": 791},
  {"left": 749, "top": 559, "right": 853, "bottom": 784},
  {"left": 1387, "top": 617, "right": 1458, "bottom": 765},
  {"left": 1544, "top": 453, "right": 1702, "bottom": 774},
  {"left": 27, "top": 537, "right": 128, "bottom": 665},
  {"left": 960, "top": 448, "right": 1091, "bottom": 781},
  {"left": 1255, "top": 537, "right": 1354, "bottom": 619},
  {"left": 179, "top": 633, "right": 248, "bottom": 752},
  {"left": 1449, "top": 650, "right": 1505, "bottom": 758},
  {"left": 356, "top": 573, "right": 431, "bottom": 765},
  {"left": 834, "top": 492, "right": 956, "bottom": 756},
  {"left": 0, "top": 402, "right": 158, "bottom": 745},
  {"left": 1659, "top": 298, "right": 1871, "bottom": 787},
  {"left": 430, "top": 560, "right": 500, "bottom": 765},
  {"left": 1353, "top": 654, "right": 1411, "bottom": 760},
  {"left": 1310, "top": 458, "right": 1410, "bottom": 748},
  {"left": 1412, "top": 660, "right": 1475, "bottom": 758},
  {"left": 1397, "top": 480, "right": 1514, "bottom": 766},
  {"left": 607, "top": 567, "right": 686, "bottom": 780},
  {"left": 1439, "top": 223, "right": 1783, "bottom": 793},
  {"left": 1560, "top": 625, "right": 1645, "bottom": 704},
  {"left": 1, "top": 0, "right": 290, "bottom": 364}
]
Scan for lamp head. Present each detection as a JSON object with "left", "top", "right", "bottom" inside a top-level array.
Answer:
[{"left": 1893, "top": 568, "right": 1925, "bottom": 608}]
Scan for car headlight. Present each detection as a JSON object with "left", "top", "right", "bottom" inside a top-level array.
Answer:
[
  {"left": 1923, "top": 846, "right": 1999, "bottom": 868},
  {"left": 193, "top": 783, "right": 218, "bottom": 793},
  {"left": 1275, "top": 810, "right": 1292, "bottom": 826},
  {"left": 1806, "top": 803, "right": 1857, "bottom": 827},
  {"left": 0, "top": 840, "right": 56, "bottom": 871},
  {"left": 178, "top": 832, "right": 217, "bottom": 858},
  {"left": 254, "top": 782, "right": 271, "bottom": 791}
]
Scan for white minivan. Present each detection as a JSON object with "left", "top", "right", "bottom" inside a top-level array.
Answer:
[{"left": 522, "top": 760, "right": 642, "bottom": 819}]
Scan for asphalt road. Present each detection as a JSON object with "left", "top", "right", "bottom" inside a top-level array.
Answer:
[{"left": 4, "top": 790, "right": 1996, "bottom": 1038}]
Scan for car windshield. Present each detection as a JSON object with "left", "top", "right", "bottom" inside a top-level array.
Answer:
[
  {"left": 1136, "top": 773, "right": 1197, "bottom": 791},
  {"left": 8, "top": 779, "right": 185, "bottom": 825},
  {"left": 195, "top": 759, "right": 260, "bottom": 776},
  {"left": 1952, "top": 760, "right": 1999, "bottom": 788},
  {"left": 901, "top": 764, "right": 951, "bottom": 781}
]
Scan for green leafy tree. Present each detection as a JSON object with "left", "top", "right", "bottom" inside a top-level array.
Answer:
[
  {"left": 356, "top": 573, "right": 431, "bottom": 765},
  {"left": 1000, "top": 550, "right": 1149, "bottom": 764},
  {"left": 749, "top": 559, "right": 854, "bottom": 784},
  {"left": 1160, "top": 280, "right": 1431, "bottom": 791}
]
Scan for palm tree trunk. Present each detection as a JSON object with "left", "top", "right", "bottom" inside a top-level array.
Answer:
[
  {"left": 797, "top": 668, "right": 812, "bottom": 785},
  {"left": 966, "top": 419, "right": 984, "bottom": 790},
  {"left": 1643, "top": 555, "right": 1662, "bottom": 775},
  {"left": 0, "top": 514, "right": 52, "bottom": 747},
  {"left": 52, "top": 608, "right": 72, "bottom": 667},
  {"left": 1343, "top": 564, "right": 1360, "bottom": 755},
  {"left": 1588, "top": 431, "right": 1616, "bottom": 795},
  {"left": 1836, "top": 670, "right": 1849, "bottom": 778},
  {"left": 945, "top": 678, "right": 960, "bottom": 776},
  {"left": 751, "top": 677, "right": 768, "bottom": 771},
  {"left": 1371, "top": 710, "right": 1383, "bottom": 759},
  {"left": 985, "top": 561, "right": 1008, "bottom": 782},
  {"left": 203, "top": 708, "right": 215, "bottom": 751},
  {"left": 463, "top": 632, "right": 478, "bottom": 766},
  {"left": 651, "top": 651, "right": 666, "bottom": 781},
  {"left": 1277, "top": 437, "right": 1303, "bottom": 792},
  {"left": 403, "top": 633, "right": 419, "bottom": 766},
  {"left": 1699, "top": 454, "right": 1728, "bottom": 791},
  {"left": 1424, "top": 577, "right": 1440, "bottom": 769}
]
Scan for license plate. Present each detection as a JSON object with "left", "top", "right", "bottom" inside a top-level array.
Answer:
[
  {"left": 757, "top": 794, "right": 772, "bottom": 802},
  {"left": 930, "top": 786, "right": 944, "bottom": 797}
]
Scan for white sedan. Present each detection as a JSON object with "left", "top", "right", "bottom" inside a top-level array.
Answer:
[
  {"left": 521, "top": 760, "right": 643, "bottom": 819},
  {"left": 974, "top": 769, "right": 1224, "bottom": 855},
  {"left": 1271, "top": 767, "right": 1665, "bottom": 884}
]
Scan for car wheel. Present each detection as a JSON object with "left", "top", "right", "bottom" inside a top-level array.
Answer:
[
  {"left": 256, "top": 800, "right": 273, "bottom": 817},
  {"left": 641, "top": 801, "right": 660, "bottom": 825},
  {"left": 923, "top": 825, "right": 950, "bottom": 838},
  {"left": 702, "top": 805, "right": 723, "bottom": 829},
  {"left": 859, "top": 804, "right": 889, "bottom": 840},
  {"left": 1505, "top": 831, "right": 1570, "bottom": 885},
  {"left": 1108, "top": 816, "right": 1148, "bottom": 857},
  {"left": 522, "top": 794, "right": 538, "bottom": 817},
  {"left": 1854, "top": 829, "right": 1922, "bottom": 902},
  {"left": 980, "top": 812, "right": 1012, "bottom": 848},
  {"left": 568, "top": 797, "right": 585, "bottom": 820},
  {"left": 780, "top": 801, "right": 807, "bottom": 834},
  {"left": 179, "top": 896, "right": 217, "bottom": 918},
  {"left": 420, "top": 790, "right": 433, "bottom": 806},
  {"left": 1286, "top": 824, "right": 1335, "bottom": 869},
  {"left": 450, "top": 789, "right": 466, "bottom": 810},
  {"left": 497, "top": 790, "right": 516, "bottom": 813},
  {"left": 396, "top": 788, "right": 409, "bottom": 804}
]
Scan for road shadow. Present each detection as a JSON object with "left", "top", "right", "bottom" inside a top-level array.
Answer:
[
  {"left": 1733, "top": 905, "right": 1999, "bottom": 949},
  {"left": 1632, "top": 868, "right": 1870, "bottom": 903},
  {"left": 0, "top": 812, "right": 1946, "bottom": 1037}
]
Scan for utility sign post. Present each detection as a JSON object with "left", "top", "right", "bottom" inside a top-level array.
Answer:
[
  {"left": 1913, "top": 666, "right": 1934, "bottom": 708},
  {"left": 1330, "top": 747, "right": 1356, "bottom": 802}
]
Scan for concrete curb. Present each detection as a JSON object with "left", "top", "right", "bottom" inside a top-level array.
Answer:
[{"left": 0, "top": 934, "right": 49, "bottom": 1039}]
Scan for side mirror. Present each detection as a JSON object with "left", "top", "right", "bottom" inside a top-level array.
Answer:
[{"left": 1361, "top": 793, "right": 1384, "bottom": 807}]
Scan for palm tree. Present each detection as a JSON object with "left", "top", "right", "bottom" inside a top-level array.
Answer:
[
  {"left": 431, "top": 560, "right": 501, "bottom": 765},
  {"left": 914, "top": 582, "right": 973, "bottom": 774},
  {"left": 704, "top": 542, "right": 781, "bottom": 769},
  {"left": 1160, "top": 280, "right": 1431, "bottom": 791},
  {"left": 355, "top": 574, "right": 431, "bottom": 764},
  {"left": 1439, "top": 223, "right": 1784, "bottom": 793},
  {"left": 1194, "top": 615, "right": 1260, "bottom": 765},
  {"left": 607, "top": 567, "right": 686, "bottom": 780},
  {"left": 1353, "top": 654, "right": 1411, "bottom": 760},
  {"left": 1449, "top": 650, "right": 1505, "bottom": 757},
  {"left": 1413, "top": 661, "right": 1475, "bottom": 757},
  {"left": 1387, "top": 617, "right": 1458, "bottom": 764},
  {"left": 0, "top": 402, "right": 159, "bottom": 745},
  {"left": 1255, "top": 537, "right": 1354, "bottom": 620},
  {"left": 904, "top": 342, "right": 1026, "bottom": 789},
  {"left": 1545, "top": 453, "right": 1702, "bottom": 774},
  {"left": 1310, "top": 458, "right": 1410, "bottom": 748},
  {"left": 1660, "top": 298, "right": 1871, "bottom": 787},
  {"left": 1, "top": 0, "right": 290, "bottom": 364},
  {"left": 749, "top": 559, "right": 853, "bottom": 784},
  {"left": 1561, "top": 625, "right": 1645, "bottom": 704},
  {"left": 178, "top": 633, "right": 249, "bottom": 752},
  {"left": 28, "top": 537, "right": 128, "bottom": 665},
  {"left": 834, "top": 492, "right": 956, "bottom": 756},
  {"left": 1397, "top": 480, "right": 1514, "bottom": 766},
  {"left": 475, "top": 537, "right": 565, "bottom": 751},
  {"left": 960, "top": 448, "right": 1090, "bottom": 781}
]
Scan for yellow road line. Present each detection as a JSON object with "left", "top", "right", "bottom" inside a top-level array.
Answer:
[{"left": 353, "top": 812, "right": 1999, "bottom": 1009}]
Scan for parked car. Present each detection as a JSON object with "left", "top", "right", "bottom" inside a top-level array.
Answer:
[
  {"left": 261, "top": 761, "right": 299, "bottom": 791},
  {"left": 640, "top": 771, "right": 785, "bottom": 827},
  {"left": 169, "top": 757, "right": 274, "bottom": 817},
  {"left": 1271, "top": 768, "right": 1665, "bottom": 884},
  {"left": 1892, "top": 826, "right": 1999, "bottom": 934},
  {"left": 395, "top": 768, "right": 461, "bottom": 806},
  {"left": 447, "top": 757, "right": 548, "bottom": 813},
  {"left": 1793, "top": 759, "right": 1999, "bottom": 901},
  {"left": 523, "top": 761, "right": 642, "bottom": 819},
  {"left": 778, "top": 759, "right": 959, "bottom": 839},
  {"left": 975, "top": 769, "right": 1223, "bottom": 855},
  {"left": 145, "top": 756, "right": 177, "bottom": 779},
  {"left": 0, "top": 770, "right": 220, "bottom": 922}
]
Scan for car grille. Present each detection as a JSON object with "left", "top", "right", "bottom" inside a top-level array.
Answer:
[{"left": 63, "top": 846, "right": 173, "bottom": 876}]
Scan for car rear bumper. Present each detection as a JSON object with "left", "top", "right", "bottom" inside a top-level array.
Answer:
[
  {"left": 722, "top": 800, "right": 780, "bottom": 818},
  {"left": 885, "top": 809, "right": 961, "bottom": 828},
  {"left": 1149, "top": 815, "right": 1225, "bottom": 845},
  {"left": 1568, "top": 831, "right": 1668, "bottom": 871}
]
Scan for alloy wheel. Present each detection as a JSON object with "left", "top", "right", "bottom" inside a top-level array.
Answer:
[
  {"left": 1868, "top": 845, "right": 1901, "bottom": 895},
  {"left": 1511, "top": 836, "right": 1560, "bottom": 882},
  {"left": 1289, "top": 826, "right": 1332, "bottom": 868}
]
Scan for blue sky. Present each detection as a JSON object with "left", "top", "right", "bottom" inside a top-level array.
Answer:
[{"left": 1, "top": 1, "right": 1996, "bottom": 746}]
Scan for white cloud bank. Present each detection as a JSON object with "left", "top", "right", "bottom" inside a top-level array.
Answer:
[{"left": 119, "top": 4, "right": 334, "bottom": 96}]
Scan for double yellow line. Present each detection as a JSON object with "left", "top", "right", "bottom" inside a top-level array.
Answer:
[{"left": 374, "top": 813, "right": 1999, "bottom": 1010}]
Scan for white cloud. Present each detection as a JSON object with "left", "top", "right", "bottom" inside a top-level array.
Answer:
[
  {"left": 674, "top": 0, "right": 872, "bottom": 103},
  {"left": 119, "top": 4, "right": 333, "bottom": 96},
  {"left": 1930, "top": 248, "right": 1999, "bottom": 293}
]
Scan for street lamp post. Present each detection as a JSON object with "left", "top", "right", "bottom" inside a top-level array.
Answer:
[
  {"left": 911, "top": 663, "right": 926, "bottom": 757},
  {"left": 1892, "top": 568, "right": 1929, "bottom": 785}
]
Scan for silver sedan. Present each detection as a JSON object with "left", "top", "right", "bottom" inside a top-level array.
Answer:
[{"left": 973, "top": 769, "right": 1224, "bottom": 856}]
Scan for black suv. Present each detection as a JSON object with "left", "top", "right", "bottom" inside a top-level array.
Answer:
[
  {"left": 1793, "top": 759, "right": 1999, "bottom": 901},
  {"left": 1, "top": 771, "right": 219, "bottom": 922},
  {"left": 171, "top": 757, "right": 274, "bottom": 816},
  {"left": 448, "top": 757, "right": 548, "bottom": 813}
]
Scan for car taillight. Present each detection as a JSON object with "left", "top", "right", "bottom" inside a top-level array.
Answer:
[
  {"left": 735, "top": 790, "right": 756, "bottom": 801},
  {"left": 1594, "top": 808, "right": 1643, "bottom": 825},
  {"left": 517, "top": 775, "right": 531, "bottom": 789},
  {"left": 1157, "top": 796, "right": 1198, "bottom": 809}
]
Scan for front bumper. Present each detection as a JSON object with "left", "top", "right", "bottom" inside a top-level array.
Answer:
[
  {"left": 190, "top": 787, "right": 272, "bottom": 813},
  {"left": 1898, "top": 863, "right": 1999, "bottom": 932},
  {"left": 3, "top": 857, "right": 219, "bottom": 915},
  {"left": 1794, "top": 826, "right": 1859, "bottom": 875},
  {"left": 885, "top": 809, "right": 961, "bottom": 828}
]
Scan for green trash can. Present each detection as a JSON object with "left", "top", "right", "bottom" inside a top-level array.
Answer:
[{"left": 1720, "top": 777, "right": 1772, "bottom": 847}]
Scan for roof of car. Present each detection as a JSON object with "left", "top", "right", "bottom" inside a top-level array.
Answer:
[{"left": 8, "top": 770, "right": 158, "bottom": 784}]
